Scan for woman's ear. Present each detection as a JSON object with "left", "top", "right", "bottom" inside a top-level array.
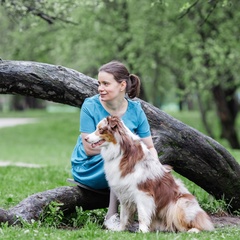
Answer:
[{"left": 120, "top": 80, "right": 127, "bottom": 92}]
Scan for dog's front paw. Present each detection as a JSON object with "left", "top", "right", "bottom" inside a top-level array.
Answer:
[
  {"left": 104, "top": 214, "right": 121, "bottom": 231},
  {"left": 188, "top": 228, "right": 200, "bottom": 233},
  {"left": 139, "top": 224, "right": 149, "bottom": 233},
  {"left": 118, "top": 224, "right": 127, "bottom": 232}
]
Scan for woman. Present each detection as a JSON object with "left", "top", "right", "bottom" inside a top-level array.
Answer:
[{"left": 71, "top": 60, "right": 158, "bottom": 230}]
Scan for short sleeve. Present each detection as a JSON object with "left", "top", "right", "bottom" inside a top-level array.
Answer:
[
  {"left": 79, "top": 100, "right": 96, "bottom": 133},
  {"left": 122, "top": 100, "right": 151, "bottom": 138},
  {"left": 136, "top": 106, "right": 151, "bottom": 138}
]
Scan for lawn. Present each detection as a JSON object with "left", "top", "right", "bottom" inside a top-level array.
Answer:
[{"left": 0, "top": 106, "right": 240, "bottom": 239}]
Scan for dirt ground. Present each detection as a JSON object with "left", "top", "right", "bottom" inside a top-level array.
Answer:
[{"left": 211, "top": 214, "right": 240, "bottom": 228}]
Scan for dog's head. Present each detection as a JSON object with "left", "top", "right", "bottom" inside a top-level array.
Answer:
[{"left": 85, "top": 116, "right": 122, "bottom": 148}]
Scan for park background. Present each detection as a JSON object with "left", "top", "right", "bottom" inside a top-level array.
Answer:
[{"left": 1, "top": 1, "right": 240, "bottom": 239}]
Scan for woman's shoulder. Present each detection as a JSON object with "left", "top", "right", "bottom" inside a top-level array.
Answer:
[
  {"left": 83, "top": 95, "right": 100, "bottom": 106},
  {"left": 127, "top": 98, "right": 141, "bottom": 109},
  {"left": 126, "top": 99, "right": 145, "bottom": 118}
]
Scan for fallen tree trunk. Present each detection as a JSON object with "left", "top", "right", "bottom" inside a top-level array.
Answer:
[
  {"left": 0, "top": 60, "right": 240, "bottom": 224},
  {"left": 0, "top": 186, "right": 109, "bottom": 225}
]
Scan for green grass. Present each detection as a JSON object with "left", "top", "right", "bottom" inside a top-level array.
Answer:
[
  {"left": 0, "top": 108, "right": 240, "bottom": 239},
  {"left": 0, "top": 109, "right": 79, "bottom": 208},
  {"left": 0, "top": 167, "right": 67, "bottom": 208},
  {"left": 1, "top": 223, "right": 240, "bottom": 240},
  {"left": 0, "top": 110, "right": 79, "bottom": 165}
]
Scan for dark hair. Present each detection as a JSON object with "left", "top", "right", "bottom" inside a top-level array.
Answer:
[{"left": 99, "top": 61, "right": 140, "bottom": 99}]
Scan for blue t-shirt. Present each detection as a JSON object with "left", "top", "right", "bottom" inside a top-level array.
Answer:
[{"left": 71, "top": 94, "right": 151, "bottom": 189}]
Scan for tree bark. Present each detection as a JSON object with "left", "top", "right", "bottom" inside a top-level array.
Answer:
[
  {"left": 0, "top": 60, "right": 99, "bottom": 106},
  {"left": 0, "top": 186, "right": 109, "bottom": 225},
  {"left": 1, "top": 60, "right": 240, "bottom": 224},
  {"left": 212, "top": 84, "right": 240, "bottom": 149}
]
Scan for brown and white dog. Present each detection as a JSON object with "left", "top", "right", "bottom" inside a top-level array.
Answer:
[{"left": 85, "top": 116, "right": 214, "bottom": 233}]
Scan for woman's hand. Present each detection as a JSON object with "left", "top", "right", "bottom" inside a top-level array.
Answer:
[{"left": 141, "top": 136, "right": 159, "bottom": 159}]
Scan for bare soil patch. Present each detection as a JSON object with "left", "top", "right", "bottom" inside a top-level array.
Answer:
[{"left": 211, "top": 214, "right": 240, "bottom": 228}]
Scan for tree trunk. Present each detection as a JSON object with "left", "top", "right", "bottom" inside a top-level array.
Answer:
[
  {"left": 197, "top": 14, "right": 240, "bottom": 150},
  {"left": 212, "top": 84, "right": 240, "bottom": 149},
  {"left": 0, "top": 186, "right": 109, "bottom": 225},
  {"left": 196, "top": 92, "right": 214, "bottom": 139},
  {"left": 10, "top": 95, "right": 46, "bottom": 111},
  {"left": 0, "top": 60, "right": 240, "bottom": 223}
]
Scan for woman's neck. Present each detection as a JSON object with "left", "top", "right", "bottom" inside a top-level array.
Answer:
[
  {"left": 105, "top": 97, "right": 125, "bottom": 110},
  {"left": 100, "top": 97, "right": 128, "bottom": 117}
]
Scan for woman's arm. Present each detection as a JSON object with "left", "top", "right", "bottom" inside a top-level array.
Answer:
[
  {"left": 141, "top": 136, "right": 158, "bottom": 159},
  {"left": 81, "top": 133, "right": 101, "bottom": 156}
]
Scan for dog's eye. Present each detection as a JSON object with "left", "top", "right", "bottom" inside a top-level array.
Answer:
[{"left": 99, "top": 127, "right": 107, "bottom": 134}]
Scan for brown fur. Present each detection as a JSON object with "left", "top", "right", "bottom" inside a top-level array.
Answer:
[
  {"left": 138, "top": 173, "right": 180, "bottom": 211},
  {"left": 107, "top": 116, "right": 145, "bottom": 177}
]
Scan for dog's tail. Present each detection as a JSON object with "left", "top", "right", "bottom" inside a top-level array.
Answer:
[
  {"left": 190, "top": 210, "right": 214, "bottom": 232},
  {"left": 167, "top": 195, "right": 214, "bottom": 232},
  {"left": 179, "top": 196, "right": 214, "bottom": 232}
]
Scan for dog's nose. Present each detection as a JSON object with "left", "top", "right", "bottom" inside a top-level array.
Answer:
[{"left": 84, "top": 136, "right": 89, "bottom": 142}]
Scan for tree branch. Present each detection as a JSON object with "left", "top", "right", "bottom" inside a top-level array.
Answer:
[
  {"left": 1, "top": 60, "right": 240, "bottom": 212},
  {"left": 178, "top": 0, "right": 200, "bottom": 20}
]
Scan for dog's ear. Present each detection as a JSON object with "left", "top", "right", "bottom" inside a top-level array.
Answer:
[{"left": 108, "top": 116, "right": 119, "bottom": 129}]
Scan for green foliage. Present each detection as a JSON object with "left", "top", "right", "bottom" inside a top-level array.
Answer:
[
  {"left": 0, "top": 0, "right": 78, "bottom": 24},
  {"left": 1, "top": 0, "right": 240, "bottom": 108},
  {"left": 201, "top": 196, "right": 231, "bottom": 215},
  {"left": 70, "top": 207, "right": 106, "bottom": 228},
  {"left": 40, "top": 201, "right": 64, "bottom": 228}
]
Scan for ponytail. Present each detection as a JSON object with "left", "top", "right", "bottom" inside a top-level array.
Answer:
[{"left": 127, "top": 74, "right": 141, "bottom": 99}]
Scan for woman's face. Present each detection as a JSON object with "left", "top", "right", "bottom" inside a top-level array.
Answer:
[{"left": 98, "top": 71, "right": 126, "bottom": 102}]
